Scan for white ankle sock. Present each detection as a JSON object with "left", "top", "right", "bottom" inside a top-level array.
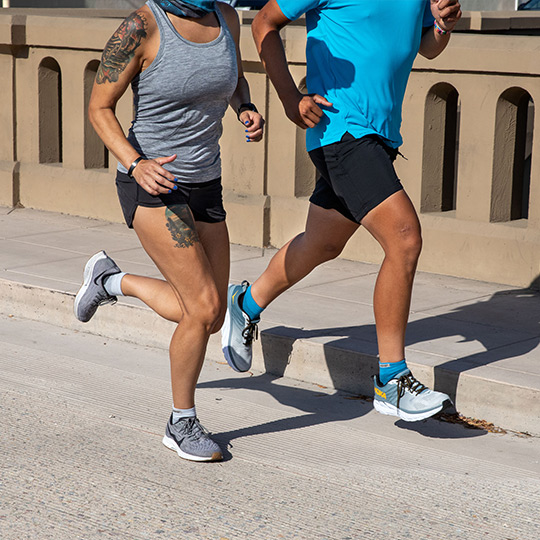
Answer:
[
  {"left": 172, "top": 406, "right": 196, "bottom": 423},
  {"left": 103, "top": 272, "right": 126, "bottom": 296}
]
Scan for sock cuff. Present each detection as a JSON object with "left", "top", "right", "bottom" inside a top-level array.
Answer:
[
  {"left": 378, "top": 359, "right": 408, "bottom": 385},
  {"left": 172, "top": 406, "right": 196, "bottom": 422},
  {"left": 103, "top": 272, "right": 126, "bottom": 297},
  {"left": 379, "top": 359, "right": 406, "bottom": 368},
  {"left": 242, "top": 285, "right": 264, "bottom": 320}
]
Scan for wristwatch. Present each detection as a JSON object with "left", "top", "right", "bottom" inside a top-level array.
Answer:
[{"left": 237, "top": 102, "right": 258, "bottom": 121}]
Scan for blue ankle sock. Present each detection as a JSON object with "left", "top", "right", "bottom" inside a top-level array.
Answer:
[
  {"left": 379, "top": 359, "right": 408, "bottom": 386},
  {"left": 241, "top": 285, "right": 264, "bottom": 321}
]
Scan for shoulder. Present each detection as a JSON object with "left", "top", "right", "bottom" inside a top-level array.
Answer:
[
  {"left": 217, "top": 1, "right": 240, "bottom": 34},
  {"left": 114, "top": 5, "right": 157, "bottom": 43}
]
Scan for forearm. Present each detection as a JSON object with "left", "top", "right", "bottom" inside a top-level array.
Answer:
[
  {"left": 89, "top": 106, "right": 140, "bottom": 170},
  {"left": 421, "top": 0, "right": 461, "bottom": 59},
  {"left": 229, "top": 76, "right": 251, "bottom": 115},
  {"left": 419, "top": 25, "right": 452, "bottom": 59},
  {"left": 252, "top": 18, "right": 300, "bottom": 105}
]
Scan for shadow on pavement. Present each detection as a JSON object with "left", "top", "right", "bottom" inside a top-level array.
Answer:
[
  {"left": 199, "top": 371, "right": 487, "bottom": 455},
  {"left": 204, "top": 277, "right": 540, "bottom": 447},
  {"left": 265, "top": 276, "right": 540, "bottom": 408}
]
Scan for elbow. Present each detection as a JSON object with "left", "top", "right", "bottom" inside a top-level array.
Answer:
[
  {"left": 251, "top": 13, "right": 264, "bottom": 44},
  {"left": 419, "top": 48, "right": 440, "bottom": 61},
  {"left": 252, "top": 12, "right": 279, "bottom": 50},
  {"left": 87, "top": 104, "right": 99, "bottom": 131}
]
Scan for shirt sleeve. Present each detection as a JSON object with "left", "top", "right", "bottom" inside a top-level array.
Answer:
[
  {"left": 423, "top": 0, "right": 435, "bottom": 27},
  {"left": 275, "top": 0, "right": 322, "bottom": 21}
]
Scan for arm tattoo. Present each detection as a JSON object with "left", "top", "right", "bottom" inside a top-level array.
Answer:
[
  {"left": 96, "top": 12, "right": 148, "bottom": 84},
  {"left": 165, "top": 205, "right": 199, "bottom": 249}
]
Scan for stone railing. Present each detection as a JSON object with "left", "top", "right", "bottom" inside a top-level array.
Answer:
[{"left": 1, "top": 9, "right": 539, "bottom": 288}]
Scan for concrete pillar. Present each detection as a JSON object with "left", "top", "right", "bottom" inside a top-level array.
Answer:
[
  {"left": 524, "top": 85, "right": 540, "bottom": 229},
  {"left": 16, "top": 48, "right": 40, "bottom": 163},
  {"left": 454, "top": 77, "right": 497, "bottom": 222}
]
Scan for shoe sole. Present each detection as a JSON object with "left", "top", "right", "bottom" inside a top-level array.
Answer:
[
  {"left": 221, "top": 287, "right": 250, "bottom": 373},
  {"left": 73, "top": 251, "right": 107, "bottom": 323},
  {"left": 373, "top": 398, "right": 453, "bottom": 422},
  {"left": 162, "top": 435, "right": 222, "bottom": 462}
]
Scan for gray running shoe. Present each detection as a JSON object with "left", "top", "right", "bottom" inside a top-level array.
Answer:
[
  {"left": 373, "top": 369, "right": 452, "bottom": 422},
  {"left": 162, "top": 415, "right": 222, "bottom": 462},
  {"left": 221, "top": 281, "right": 259, "bottom": 372},
  {"left": 74, "top": 251, "right": 121, "bottom": 323}
]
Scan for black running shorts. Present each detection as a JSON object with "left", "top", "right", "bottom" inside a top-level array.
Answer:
[
  {"left": 308, "top": 133, "right": 403, "bottom": 224},
  {"left": 115, "top": 170, "right": 226, "bottom": 229}
]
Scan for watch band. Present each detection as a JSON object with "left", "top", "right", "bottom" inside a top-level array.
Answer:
[
  {"left": 237, "top": 102, "right": 258, "bottom": 120},
  {"left": 127, "top": 157, "right": 144, "bottom": 177}
]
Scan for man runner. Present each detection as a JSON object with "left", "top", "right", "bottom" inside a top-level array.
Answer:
[{"left": 222, "top": 0, "right": 462, "bottom": 421}]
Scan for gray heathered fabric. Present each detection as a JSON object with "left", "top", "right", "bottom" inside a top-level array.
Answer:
[{"left": 118, "top": 0, "right": 238, "bottom": 183}]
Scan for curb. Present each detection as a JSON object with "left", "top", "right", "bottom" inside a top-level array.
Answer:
[{"left": 2, "top": 278, "right": 538, "bottom": 436}]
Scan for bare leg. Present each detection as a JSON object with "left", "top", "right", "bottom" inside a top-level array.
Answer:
[
  {"left": 121, "top": 275, "right": 182, "bottom": 322},
  {"left": 132, "top": 205, "right": 226, "bottom": 409},
  {"left": 121, "top": 220, "right": 230, "bottom": 329},
  {"left": 196, "top": 219, "right": 230, "bottom": 333},
  {"left": 249, "top": 191, "right": 421, "bottom": 366},
  {"left": 250, "top": 203, "right": 359, "bottom": 307},
  {"left": 360, "top": 190, "right": 422, "bottom": 364}
]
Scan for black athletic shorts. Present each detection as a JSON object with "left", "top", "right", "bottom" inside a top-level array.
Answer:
[
  {"left": 115, "top": 170, "right": 226, "bottom": 229},
  {"left": 308, "top": 132, "right": 403, "bottom": 224}
]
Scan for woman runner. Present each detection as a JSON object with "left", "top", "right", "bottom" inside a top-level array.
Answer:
[{"left": 74, "top": 0, "right": 264, "bottom": 462}]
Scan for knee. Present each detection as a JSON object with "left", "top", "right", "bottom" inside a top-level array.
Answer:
[
  {"left": 185, "top": 291, "right": 223, "bottom": 334},
  {"left": 384, "top": 223, "right": 422, "bottom": 268},
  {"left": 317, "top": 241, "right": 345, "bottom": 263},
  {"left": 390, "top": 223, "right": 422, "bottom": 265},
  {"left": 209, "top": 307, "right": 226, "bottom": 335}
]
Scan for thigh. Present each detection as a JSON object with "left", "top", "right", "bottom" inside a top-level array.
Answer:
[
  {"left": 360, "top": 190, "right": 421, "bottom": 251},
  {"left": 195, "top": 220, "right": 230, "bottom": 313},
  {"left": 132, "top": 204, "right": 220, "bottom": 313},
  {"left": 303, "top": 202, "right": 360, "bottom": 252}
]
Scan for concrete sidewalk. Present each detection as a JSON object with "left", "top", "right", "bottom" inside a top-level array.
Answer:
[
  {"left": 3, "top": 315, "right": 540, "bottom": 540},
  {"left": 1, "top": 205, "right": 539, "bottom": 435}
]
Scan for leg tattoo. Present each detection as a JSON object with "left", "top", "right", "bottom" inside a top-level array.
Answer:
[{"left": 165, "top": 205, "right": 199, "bottom": 249}]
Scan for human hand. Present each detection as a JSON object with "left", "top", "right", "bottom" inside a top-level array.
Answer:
[
  {"left": 239, "top": 110, "right": 265, "bottom": 142},
  {"left": 431, "top": 0, "right": 462, "bottom": 32},
  {"left": 283, "top": 92, "right": 333, "bottom": 130},
  {"left": 131, "top": 154, "right": 178, "bottom": 195}
]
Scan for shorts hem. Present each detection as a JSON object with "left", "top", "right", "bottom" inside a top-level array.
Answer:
[{"left": 353, "top": 184, "right": 404, "bottom": 222}]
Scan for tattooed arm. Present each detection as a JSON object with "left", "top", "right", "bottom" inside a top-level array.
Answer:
[{"left": 89, "top": 7, "right": 177, "bottom": 195}]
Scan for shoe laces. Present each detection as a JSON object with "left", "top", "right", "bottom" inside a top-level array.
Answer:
[
  {"left": 238, "top": 280, "right": 259, "bottom": 346},
  {"left": 242, "top": 319, "right": 259, "bottom": 345},
  {"left": 92, "top": 269, "right": 118, "bottom": 307},
  {"left": 397, "top": 372, "right": 427, "bottom": 399},
  {"left": 178, "top": 417, "right": 211, "bottom": 442}
]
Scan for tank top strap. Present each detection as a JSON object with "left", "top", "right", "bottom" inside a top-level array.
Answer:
[
  {"left": 146, "top": 0, "right": 174, "bottom": 39},
  {"left": 214, "top": 2, "right": 227, "bottom": 29}
]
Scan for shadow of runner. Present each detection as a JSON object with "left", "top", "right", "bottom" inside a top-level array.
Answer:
[
  {"left": 276, "top": 277, "right": 540, "bottom": 399},
  {"left": 213, "top": 276, "right": 540, "bottom": 441},
  {"left": 199, "top": 370, "right": 486, "bottom": 457}
]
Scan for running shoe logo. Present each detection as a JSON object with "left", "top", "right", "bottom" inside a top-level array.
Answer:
[
  {"left": 374, "top": 387, "right": 386, "bottom": 399},
  {"left": 232, "top": 291, "right": 239, "bottom": 305}
]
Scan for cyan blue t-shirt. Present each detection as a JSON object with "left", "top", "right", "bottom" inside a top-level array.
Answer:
[{"left": 276, "top": 0, "right": 434, "bottom": 151}]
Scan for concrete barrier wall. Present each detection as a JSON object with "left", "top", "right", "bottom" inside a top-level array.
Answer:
[{"left": 1, "top": 9, "right": 539, "bottom": 287}]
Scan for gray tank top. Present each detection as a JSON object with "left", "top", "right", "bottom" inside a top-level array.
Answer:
[{"left": 118, "top": 0, "right": 238, "bottom": 183}]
